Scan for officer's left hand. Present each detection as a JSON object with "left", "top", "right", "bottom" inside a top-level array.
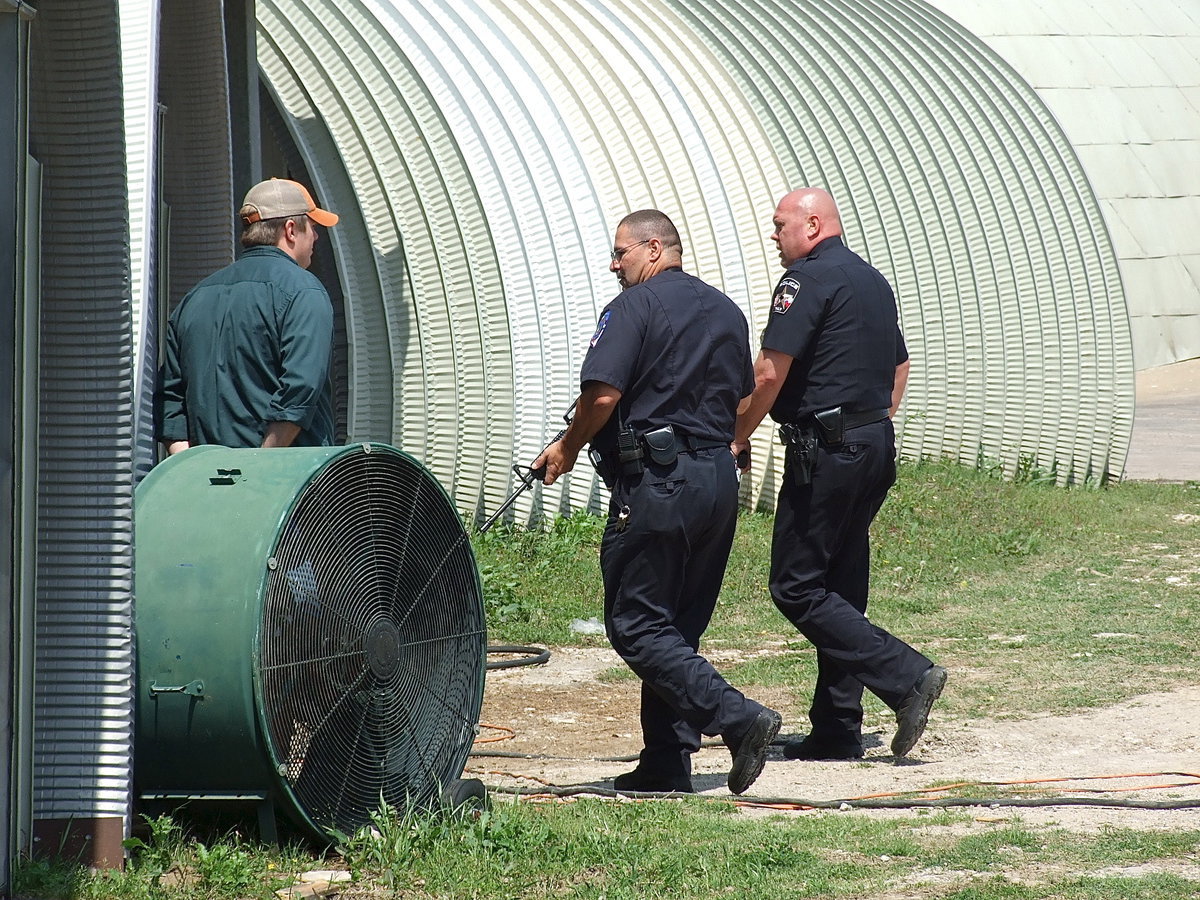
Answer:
[{"left": 731, "top": 439, "right": 752, "bottom": 472}]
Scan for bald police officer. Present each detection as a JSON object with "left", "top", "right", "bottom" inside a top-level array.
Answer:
[
  {"left": 537, "top": 209, "right": 781, "bottom": 795},
  {"left": 734, "top": 188, "right": 946, "bottom": 761}
]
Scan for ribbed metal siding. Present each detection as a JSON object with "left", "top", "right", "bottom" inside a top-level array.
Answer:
[
  {"left": 673, "top": 0, "right": 1132, "bottom": 485},
  {"left": 159, "top": 3, "right": 235, "bottom": 312},
  {"left": 2, "top": 2, "right": 35, "bottom": 882},
  {"left": 27, "top": 0, "right": 134, "bottom": 826},
  {"left": 258, "top": 0, "right": 521, "bottom": 520},
  {"left": 259, "top": 0, "right": 1133, "bottom": 521},
  {"left": 121, "top": 0, "right": 160, "bottom": 482}
]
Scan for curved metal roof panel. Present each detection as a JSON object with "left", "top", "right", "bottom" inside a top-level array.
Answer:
[{"left": 260, "top": 0, "right": 1134, "bottom": 518}]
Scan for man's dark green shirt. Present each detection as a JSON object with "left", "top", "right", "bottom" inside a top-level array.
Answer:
[{"left": 157, "top": 246, "right": 335, "bottom": 448}]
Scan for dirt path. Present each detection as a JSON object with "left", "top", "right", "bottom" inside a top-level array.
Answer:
[{"left": 468, "top": 647, "right": 1200, "bottom": 832}]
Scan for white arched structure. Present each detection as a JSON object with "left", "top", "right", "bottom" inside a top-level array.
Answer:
[
  {"left": 926, "top": 0, "right": 1200, "bottom": 370},
  {"left": 256, "top": 0, "right": 1134, "bottom": 520}
]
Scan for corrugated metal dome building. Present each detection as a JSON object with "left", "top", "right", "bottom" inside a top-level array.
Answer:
[
  {"left": 244, "top": 0, "right": 1148, "bottom": 527},
  {"left": 4, "top": 0, "right": 1198, "bottom": 876}
]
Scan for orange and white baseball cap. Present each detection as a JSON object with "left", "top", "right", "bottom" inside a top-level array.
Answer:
[{"left": 240, "top": 178, "right": 339, "bottom": 227}]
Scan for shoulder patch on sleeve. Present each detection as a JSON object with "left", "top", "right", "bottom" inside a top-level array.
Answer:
[
  {"left": 590, "top": 310, "right": 612, "bottom": 347},
  {"left": 772, "top": 277, "right": 800, "bottom": 314}
]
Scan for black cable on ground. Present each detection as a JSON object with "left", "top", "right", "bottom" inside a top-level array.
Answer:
[
  {"left": 471, "top": 749, "right": 641, "bottom": 762},
  {"left": 486, "top": 644, "right": 551, "bottom": 670},
  {"left": 470, "top": 737, "right": 756, "bottom": 762}
]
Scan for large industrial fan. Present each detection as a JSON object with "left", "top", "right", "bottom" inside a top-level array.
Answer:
[{"left": 134, "top": 443, "right": 486, "bottom": 840}]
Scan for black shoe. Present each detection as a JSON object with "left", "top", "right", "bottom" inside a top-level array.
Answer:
[
  {"left": 783, "top": 734, "right": 865, "bottom": 760},
  {"left": 891, "top": 665, "right": 947, "bottom": 758},
  {"left": 613, "top": 768, "right": 694, "bottom": 794},
  {"left": 726, "top": 708, "right": 782, "bottom": 795}
]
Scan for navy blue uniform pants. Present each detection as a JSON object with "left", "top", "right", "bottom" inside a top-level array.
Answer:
[
  {"left": 601, "top": 448, "right": 762, "bottom": 777},
  {"left": 770, "top": 418, "right": 930, "bottom": 743}
]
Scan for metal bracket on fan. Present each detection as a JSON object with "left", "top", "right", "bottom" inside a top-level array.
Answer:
[{"left": 148, "top": 679, "right": 205, "bottom": 698}]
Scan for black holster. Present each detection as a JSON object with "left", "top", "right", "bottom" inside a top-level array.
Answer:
[
  {"left": 591, "top": 424, "right": 685, "bottom": 485},
  {"left": 779, "top": 422, "right": 817, "bottom": 487},
  {"left": 811, "top": 406, "right": 889, "bottom": 448}
]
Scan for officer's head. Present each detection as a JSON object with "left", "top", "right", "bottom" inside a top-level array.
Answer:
[
  {"left": 771, "top": 187, "right": 842, "bottom": 266},
  {"left": 610, "top": 209, "right": 684, "bottom": 290}
]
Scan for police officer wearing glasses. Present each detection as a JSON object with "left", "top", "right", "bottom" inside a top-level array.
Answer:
[
  {"left": 733, "top": 187, "right": 946, "bottom": 762},
  {"left": 536, "top": 209, "right": 781, "bottom": 796}
]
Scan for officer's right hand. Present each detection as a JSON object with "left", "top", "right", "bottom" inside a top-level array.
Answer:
[{"left": 533, "top": 440, "right": 575, "bottom": 486}]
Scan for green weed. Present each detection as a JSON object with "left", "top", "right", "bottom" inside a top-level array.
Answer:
[{"left": 12, "top": 812, "right": 307, "bottom": 900}]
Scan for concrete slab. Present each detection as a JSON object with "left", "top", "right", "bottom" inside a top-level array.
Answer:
[{"left": 1123, "top": 356, "right": 1200, "bottom": 481}]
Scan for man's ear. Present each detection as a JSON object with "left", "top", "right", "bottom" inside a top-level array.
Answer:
[{"left": 280, "top": 217, "right": 300, "bottom": 246}]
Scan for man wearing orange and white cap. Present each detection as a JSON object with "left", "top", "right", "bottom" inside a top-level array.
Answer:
[{"left": 157, "top": 178, "right": 340, "bottom": 452}]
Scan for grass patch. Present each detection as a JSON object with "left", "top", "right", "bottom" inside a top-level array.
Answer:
[
  {"left": 18, "top": 805, "right": 1200, "bottom": 899},
  {"left": 473, "top": 458, "right": 1200, "bottom": 720},
  {"left": 473, "top": 513, "right": 607, "bottom": 646},
  {"left": 14, "top": 814, "right": 310, "bottom": 900}
]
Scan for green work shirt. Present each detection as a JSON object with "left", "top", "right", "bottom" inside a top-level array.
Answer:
[{"left": 156, "top": 246, "right": 335, "bottom": 448}]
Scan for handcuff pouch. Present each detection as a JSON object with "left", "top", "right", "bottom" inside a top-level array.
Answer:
[{"left": 642, "top": 425, "right": 678, "bottom": 466}]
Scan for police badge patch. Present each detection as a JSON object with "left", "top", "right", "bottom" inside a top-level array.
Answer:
[
  {"left": 590, "top": 310, "right": 612, "bottom": 347},
  {"left": 772, "top": 277, "right": 800, "bottom": 314}
]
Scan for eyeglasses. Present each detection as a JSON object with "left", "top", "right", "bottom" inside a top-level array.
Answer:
[{"left": 610, "top": 239, "right": 650, "bottom": 262}]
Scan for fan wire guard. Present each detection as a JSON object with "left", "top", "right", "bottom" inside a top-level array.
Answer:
[{"left": 259, "top": 446, "right": 485, "bottom": 835}]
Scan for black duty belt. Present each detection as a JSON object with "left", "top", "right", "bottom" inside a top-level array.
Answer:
[
  {"left": 780, "top": 407, "right": 889, "bottom": 451},
  {"left": 675, "top": 432, "right": 727, "bottom": 452},
  {"left": 837, "top": 408, "right": 890, "bottom": 430},
  {"left": 590, "top": 425, "right": 726, "bottom": 479}
]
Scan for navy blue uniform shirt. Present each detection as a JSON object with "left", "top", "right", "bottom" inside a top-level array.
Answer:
[
  {"left": 580, "top": 267, "right": 755, "bottom": 452},
  {"left": 761, "top": 236, "right": 907, "bottom": 422}
]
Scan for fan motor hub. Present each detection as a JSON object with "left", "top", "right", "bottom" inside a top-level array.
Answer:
[{"left": 365, "top": 618, "right": 402, "bottom": 680}]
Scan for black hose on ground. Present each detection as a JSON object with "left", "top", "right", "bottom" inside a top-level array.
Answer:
[{"left": 486, "top": 644, "right": 551, "bottom": 670}]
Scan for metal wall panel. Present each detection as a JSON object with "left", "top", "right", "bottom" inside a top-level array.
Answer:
[
  {"left": 119, "top": 0, "right": 160, "bottom": 482},
  {"left": 14, "top": 154, "right": 41, "bottom": 865},
  {"left": 926, "top": 0, "right": 1200, "bottom": 370},
  {"left": 27, "top": 0, "right": 134, "bottom": 864},
  {"left": 159, "top": 3, "right": 236, "bottom": 312},
  {"left": 259, "top": 0, "right": 1135, "bottom": 523},
  {"left": 1, "top": 3, "right": 33, "bottom": 885}
]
